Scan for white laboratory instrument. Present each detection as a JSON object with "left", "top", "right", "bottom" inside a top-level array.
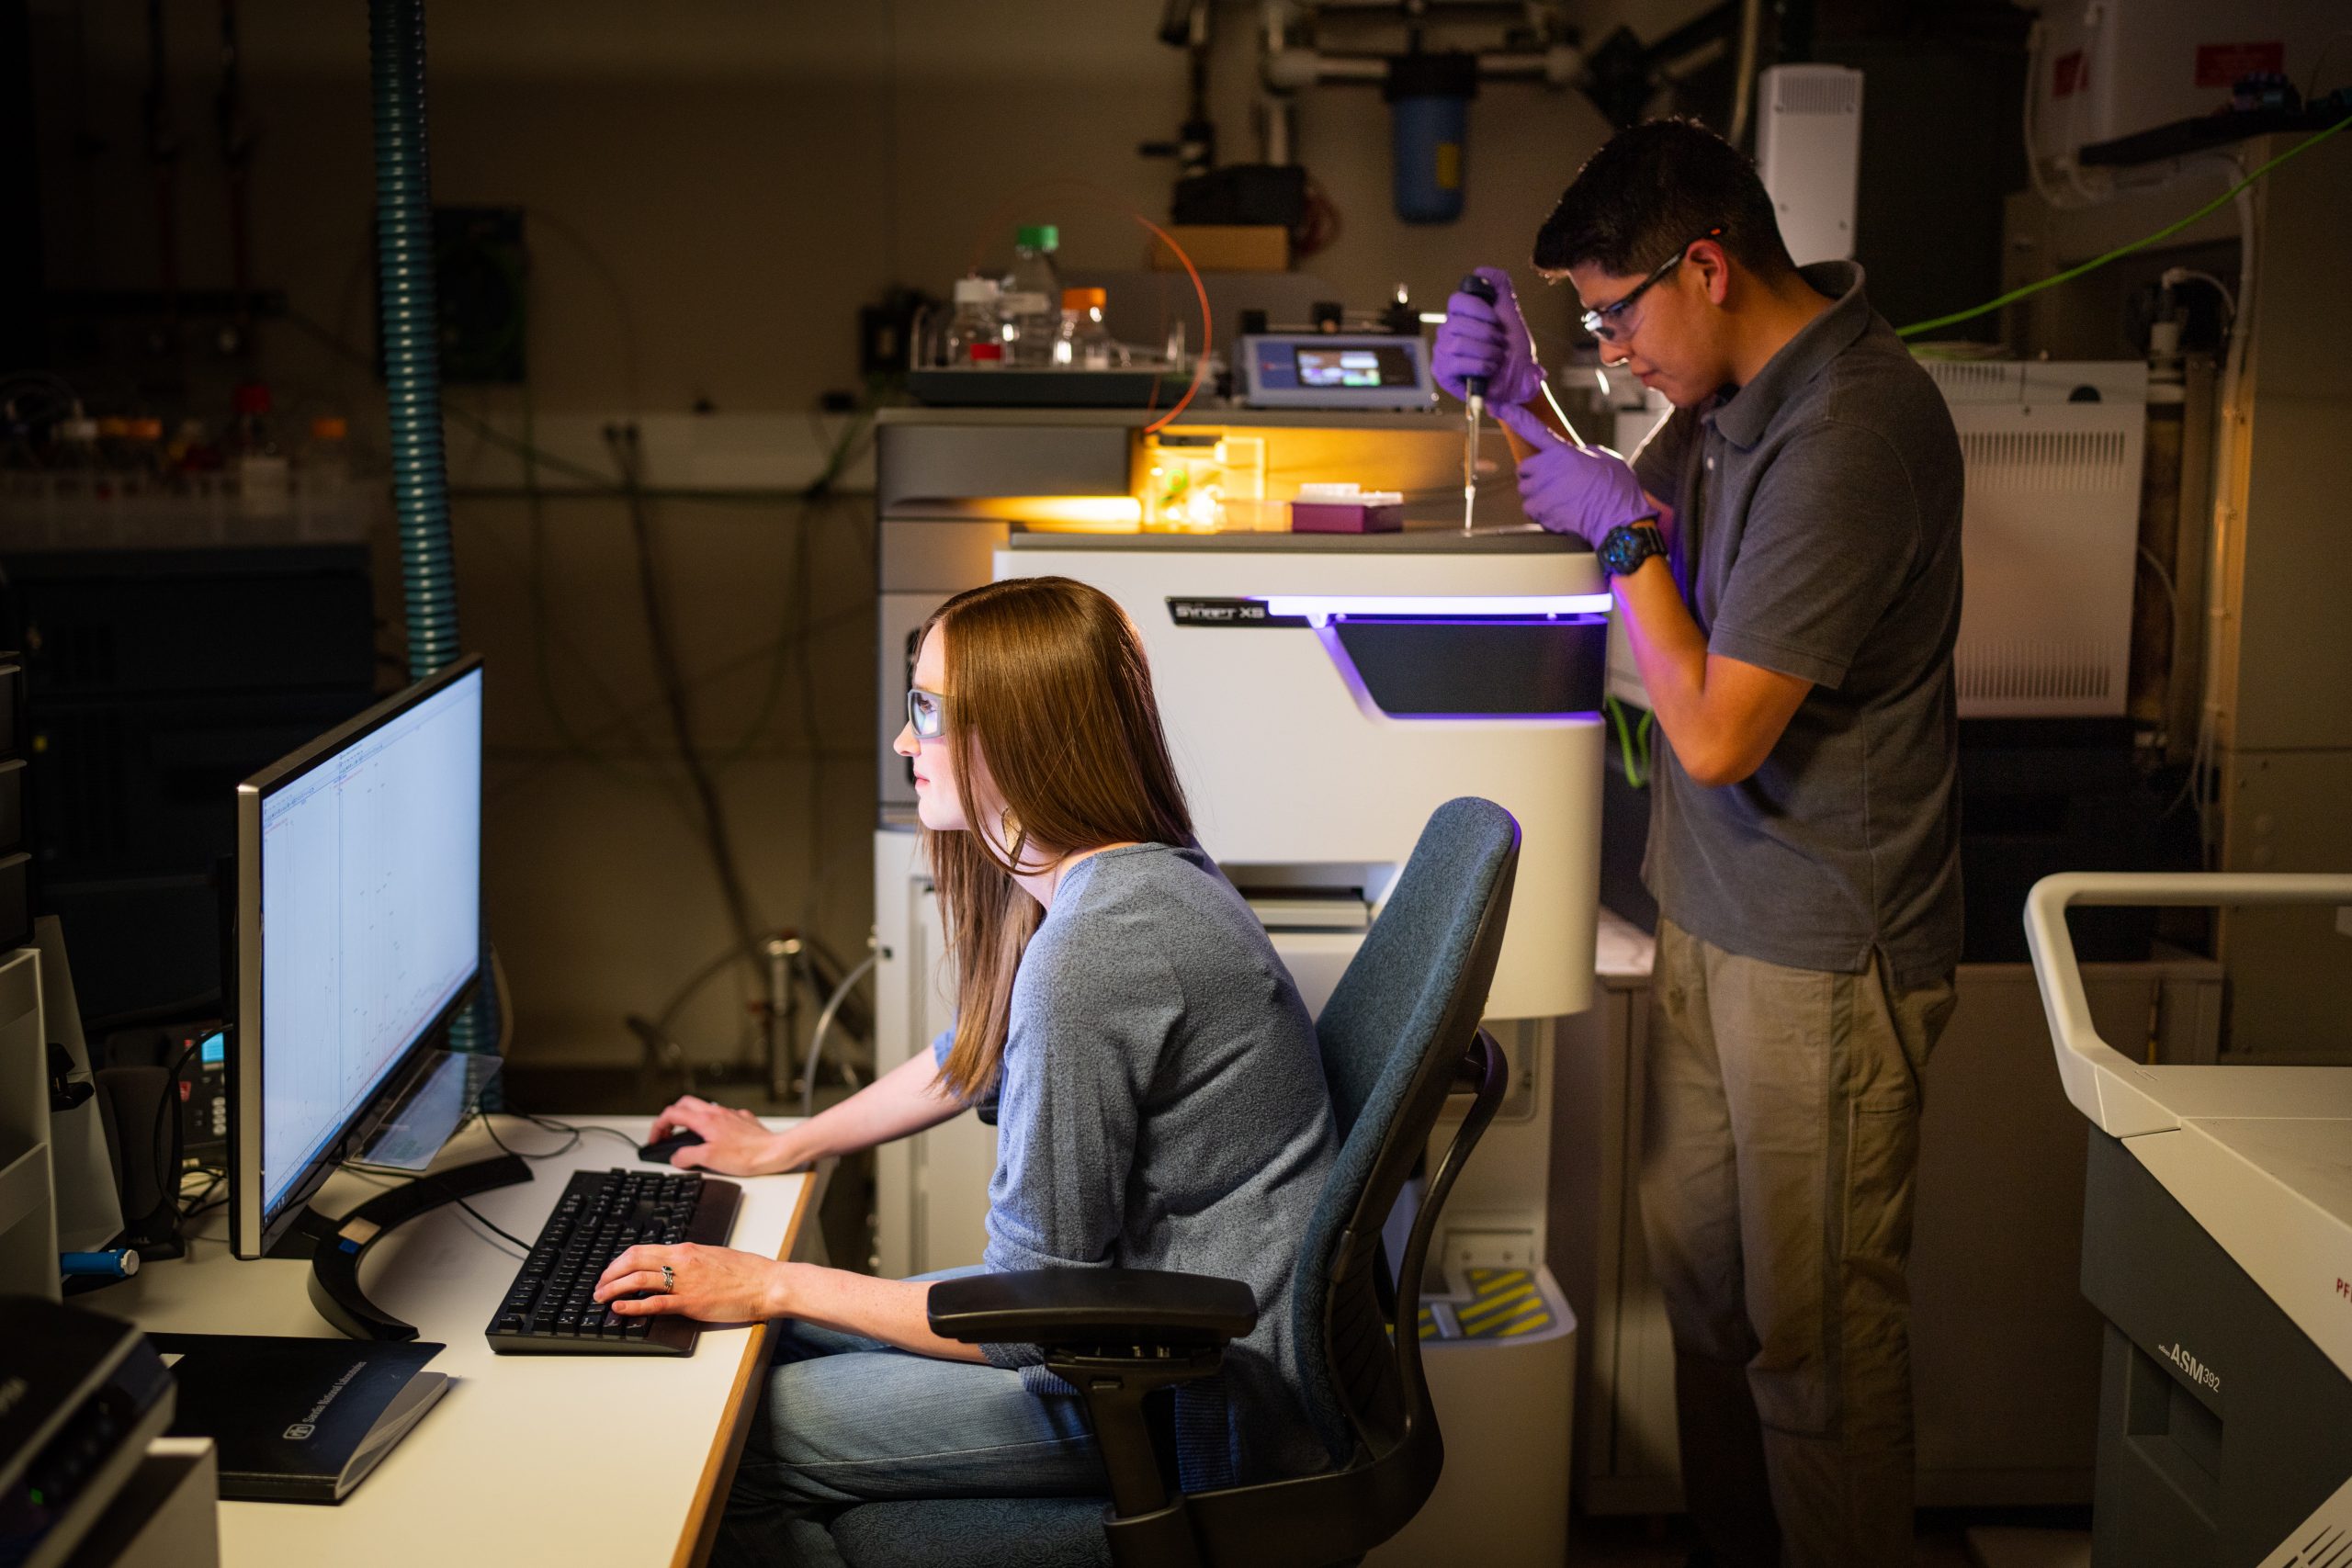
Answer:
[
  {"left": 1024, "top": 531, "right": 1603, "bottom": 1565},
  {"left": 1756, "top": 64, "right": 1863, "bottom": 265},
  {"left": 1001, "top": 531, "right": 1607, "bottom": 1021},
  {"left": 873, "top": 516, "right": 1608, "bottom": 1563},
  {"left": 2027, "top": 872, "right": 2352, "bottom": 1564}
]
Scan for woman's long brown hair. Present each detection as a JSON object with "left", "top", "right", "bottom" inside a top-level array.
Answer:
[{"left": 922, "top": 576, "right": 1192, "bottom": 1103}]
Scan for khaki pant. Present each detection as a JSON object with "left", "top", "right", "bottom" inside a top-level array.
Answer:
[{"left": 1639, "top": 917, "right": 1957, "bottom": 1568}]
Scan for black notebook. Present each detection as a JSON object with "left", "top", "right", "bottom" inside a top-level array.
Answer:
[{"left": 147, "top": 1334, "right": 449, "bottom": 1504}]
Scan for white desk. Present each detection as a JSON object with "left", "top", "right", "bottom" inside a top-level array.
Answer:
[{"left": 107, "top": 1115, "right": 824, "bottom": 1568}]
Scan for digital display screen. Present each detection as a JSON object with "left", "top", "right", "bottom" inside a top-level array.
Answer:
[
  {"left": 1293, "top": 344, "right": 1417, "bottom": 389},
  {"left": 1248, "top": 337, "right": 1426, "bottom": 400},
  {"left": 258, "top": 668, "right": 481, "bottom": 1221}
]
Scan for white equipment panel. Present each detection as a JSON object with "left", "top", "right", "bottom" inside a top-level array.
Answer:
[
  {"left": 1927, "top": 359, "right": 2149, "bottom": 718},
  {"left": 1757, "top": 65, "right": 1863, "bottom": 265}
]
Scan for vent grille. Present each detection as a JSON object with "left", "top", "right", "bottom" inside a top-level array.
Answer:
[
  {"left": 2280, "top": 1524, "right": 2346, "bottom": 1567},
  {"left": 1956, "top": 640, "right": 2118, "bottom": 705},
  {"left": 1924, "top": 361, "right": 2018, "bottom": 403},
  {"left": 1772, "top": 73, "right": 1860, "bottom": 115},
  {"left": 1961, "top": 429, "right": 2132, "bottom": 491}
]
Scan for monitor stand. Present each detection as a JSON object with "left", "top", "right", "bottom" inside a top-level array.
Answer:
[{"left": 271, "top": 1154, "right": 532, "bottom": 1340}]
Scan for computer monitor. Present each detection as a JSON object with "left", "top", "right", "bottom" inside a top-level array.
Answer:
[{"left": 229, "top": 656, "right": 484, "bottom": 1259}]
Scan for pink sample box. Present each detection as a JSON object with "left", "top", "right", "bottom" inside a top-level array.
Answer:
[{"left": 1289, "top": 484, "right": 1404, "bottom": 534}]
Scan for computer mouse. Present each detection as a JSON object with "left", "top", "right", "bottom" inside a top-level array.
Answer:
[{"left": 637, "top": 1129, "right": 706, "bottom": 1164}]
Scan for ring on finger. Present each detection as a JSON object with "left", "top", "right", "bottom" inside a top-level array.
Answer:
[{"left": 661, "top": 1263, "right": 675, "bottom": 1293}]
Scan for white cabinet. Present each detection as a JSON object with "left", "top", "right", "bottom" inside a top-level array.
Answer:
[{"left": 872, "top": 830, "right": 1000, "bottom": 1279}]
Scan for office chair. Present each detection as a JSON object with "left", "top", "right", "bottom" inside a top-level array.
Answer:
[{"left": 832, "top": 795, "right": 1521, "bottom": 1568}]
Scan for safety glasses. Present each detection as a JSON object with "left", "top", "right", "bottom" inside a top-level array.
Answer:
[
  {"left": 1581, "top": 227, "right": 1723, "bottom": 344},
  {"left": 906, "top": 687, "right": 946, "bottom": 740}
]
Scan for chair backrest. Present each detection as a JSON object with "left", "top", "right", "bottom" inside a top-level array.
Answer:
[{"left": 1184, "top": 795, "right": 1519, "bottom": 1563}]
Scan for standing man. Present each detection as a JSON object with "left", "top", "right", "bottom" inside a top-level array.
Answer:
[{"left": 1436, "top": 118, "right": 1963, "bottom": 1566}]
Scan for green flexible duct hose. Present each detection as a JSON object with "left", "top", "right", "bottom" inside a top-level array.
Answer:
[{"left": 370, "top": 0, "right": 492, "bottom": 1056}]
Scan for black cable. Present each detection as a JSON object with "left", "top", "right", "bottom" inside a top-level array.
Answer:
[
  {"left": 477, "top": 1109, "right": 514, "bottom": 1156},
  {"left": 177, "top": 1166, "right": 226, "bottom": 1219},
  {"left": 607, "top": 423, "right": 771, "bottom": 989},
  {"left": 330, "top": 1158, "right": 523, "bottom": 1256},
  {"left": 456, "top": 1199, "right": 531, "bottom": 1253},
  {"left": 138, "top": 1038, "right": 199, "bottom": 1238},
  {"left": 476, "top": 1110, "right": 581, "bottom": 1160},
  {"left": 579, "top": 1123, "right": 644, "bottom": 1155},
  {"left": 518, "top": 1111, "right": 639, "bottom": 1156}
]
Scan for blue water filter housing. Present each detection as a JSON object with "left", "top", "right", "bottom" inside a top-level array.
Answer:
[{"left": 1385, "top": 51, "right": 1478, "bottom": 224}]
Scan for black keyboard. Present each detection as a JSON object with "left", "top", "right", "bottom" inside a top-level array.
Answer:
[{"left": 484, "top": 1166, "right": 741, "bottom": 1355}]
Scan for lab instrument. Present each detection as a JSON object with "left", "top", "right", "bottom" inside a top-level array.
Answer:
[
  {"left": 2029, "top": 872, "right": 2352, "bottom": 1564},
  {"left": 1237, "top": 333, "right": 1433, "bottom": 410},
  {"left": 1457, "top": 271, "right": 1498, "bottom": 532},
  {"left": 0, "top": 1297, "right": 175, "bottom": 1566}
]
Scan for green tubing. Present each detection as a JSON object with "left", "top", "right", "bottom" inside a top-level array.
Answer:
[
  {"left": 1604, "top": 693, "right": 1654, "bottom": 790},
  {"left": 370, "top": 0, "right": 459, "bottom": 682},
  {"left": 370, "top": 0, "right": 491, "bottom": 1056}
]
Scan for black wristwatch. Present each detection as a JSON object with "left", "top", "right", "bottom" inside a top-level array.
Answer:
[{"left": 1598, "top": 519, "right": 1668, "bottom": 579}]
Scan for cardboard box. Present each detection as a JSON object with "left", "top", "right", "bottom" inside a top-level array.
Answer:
[{"left": 1147, "top": 225, "right": 1290, "bottom": 273}]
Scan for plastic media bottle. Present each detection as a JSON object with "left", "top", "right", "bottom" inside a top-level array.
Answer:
[
  {"left": 1001, "top": 224, "right": 1062, "bottom": 367},
  {"left": 51, "top": 408, "right": 101, "bottom": 501},
  {"left": 228, "top": 382, "right": 290, "bottom": 519},
  {"left": 122, "top": 418, "right": 166, "bottom": 492},
  {"left": 300, "top": 415, "right": 352, "bottom": 502},
  {"left": 95, "top": 417, "right": 132, "bottom": 486},
  {"left": 1053, "top": 288, "right": 1119, "bottom": 369},
  {"left": 944, "top": 276, "right": 1005, "bottom": 367}
]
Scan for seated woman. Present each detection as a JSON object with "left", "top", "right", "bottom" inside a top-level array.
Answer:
[{"left": 593, "top": 575, "right": 1340, "bottom": 1566}]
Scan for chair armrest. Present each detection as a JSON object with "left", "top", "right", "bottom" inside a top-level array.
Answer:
[{"left": 925, "top": 1267, "right": 1258, "bottom": 1348}]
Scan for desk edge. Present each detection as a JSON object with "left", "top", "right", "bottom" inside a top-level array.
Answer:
[{"left": 671, "top": 1158, "right": 834, "bottom": 1568}]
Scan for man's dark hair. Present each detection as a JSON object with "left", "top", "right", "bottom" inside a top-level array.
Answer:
[{"left": 1532, "top": 118, "right": 1795, "bottom": 280}]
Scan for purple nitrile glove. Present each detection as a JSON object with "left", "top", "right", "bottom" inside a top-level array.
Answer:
[
  {"left": 1434, "top": 265, "right": 1543, "bottom": 409},
  {"left": 1494, "top": 400, "right": 1656, "bottom": 549}
]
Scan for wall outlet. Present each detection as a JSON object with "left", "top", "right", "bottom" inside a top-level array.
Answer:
[{"left": 1447, "top": 1227, "right": 1538, "bottom": 1274}]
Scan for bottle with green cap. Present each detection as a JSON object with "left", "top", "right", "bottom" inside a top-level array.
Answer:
[{"left": 1001, "top": 224, "right": 1063, "bottom": 367}]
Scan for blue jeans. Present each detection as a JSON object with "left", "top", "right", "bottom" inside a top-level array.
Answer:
[{"left": 714, "top": 1268, "right": 1108, "bottom": 1568}]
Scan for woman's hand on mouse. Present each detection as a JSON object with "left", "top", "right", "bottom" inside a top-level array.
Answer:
[
  {"left": 594, "top": 1243, "right": 785, "bottom": 1324},
  {"left": 646, "top": 1095, "right": 809, "bottom": 1176}
]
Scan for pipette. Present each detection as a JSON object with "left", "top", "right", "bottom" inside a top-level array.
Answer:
[{"left": 1457, "top": 272, "right": 1497, "bottom": 534}]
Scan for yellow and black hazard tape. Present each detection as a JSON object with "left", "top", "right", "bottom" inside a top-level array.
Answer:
[{"left": 1416, "top": 1267, "right": 1555, "bottom": 1341}]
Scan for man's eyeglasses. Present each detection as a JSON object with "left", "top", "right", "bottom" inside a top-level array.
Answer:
[
  {"left": 1580, "top": 227, "right": 1723, "bottom": 344},
  {"left": 906, "top": 687, "right": 946, "bottom": 740}
]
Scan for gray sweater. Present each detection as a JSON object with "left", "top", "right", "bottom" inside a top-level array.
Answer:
[{"left": 933, "top": 843, "right": 1338, "bottom": 1489}]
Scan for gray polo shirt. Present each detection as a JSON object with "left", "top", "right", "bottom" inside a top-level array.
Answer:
[{"left": 1630, "top": 260, "right": 1963, "bottom": 988}]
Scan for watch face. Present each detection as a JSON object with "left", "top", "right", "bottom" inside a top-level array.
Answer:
[{"left": 1602, "top": 525, "right": 1658, "bottom": 576}]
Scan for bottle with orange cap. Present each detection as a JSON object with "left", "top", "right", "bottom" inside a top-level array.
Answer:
[
  {"left": 1052, "top": 288, "right": 1121, "bottom": 370},
  {"left": 228, "top": 382, "right": 290, "bottom": 519},
  {"left": 298, "top": 414, "right": 353, "bottom": 521},
  {"left": 122, "top": 418, "right": 167, "bottom": 492}
]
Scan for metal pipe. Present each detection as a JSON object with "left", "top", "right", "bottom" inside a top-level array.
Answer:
[
  {"left": 1267, "top": 46, "right": 1573, "bottom": 87},
  {"left": 1257, "top": 90, "right": 1295, "bottom": 164},
  {"left": 802, "top": 950, "right": 878, "bottom": 1119},
  {"left": 1476, "top": 45, "right": 1582, "bottom": 85},
  {"left": 765, "top": 935, "right": 802, "bottom": 1101},
  {"left": 1727, "top": 0, "right": 1765, "bottom": 146}
]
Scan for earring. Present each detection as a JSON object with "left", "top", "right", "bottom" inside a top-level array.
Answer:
[{"left": 1000, "top": 807, "right": 1028, "bottom": 869}]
